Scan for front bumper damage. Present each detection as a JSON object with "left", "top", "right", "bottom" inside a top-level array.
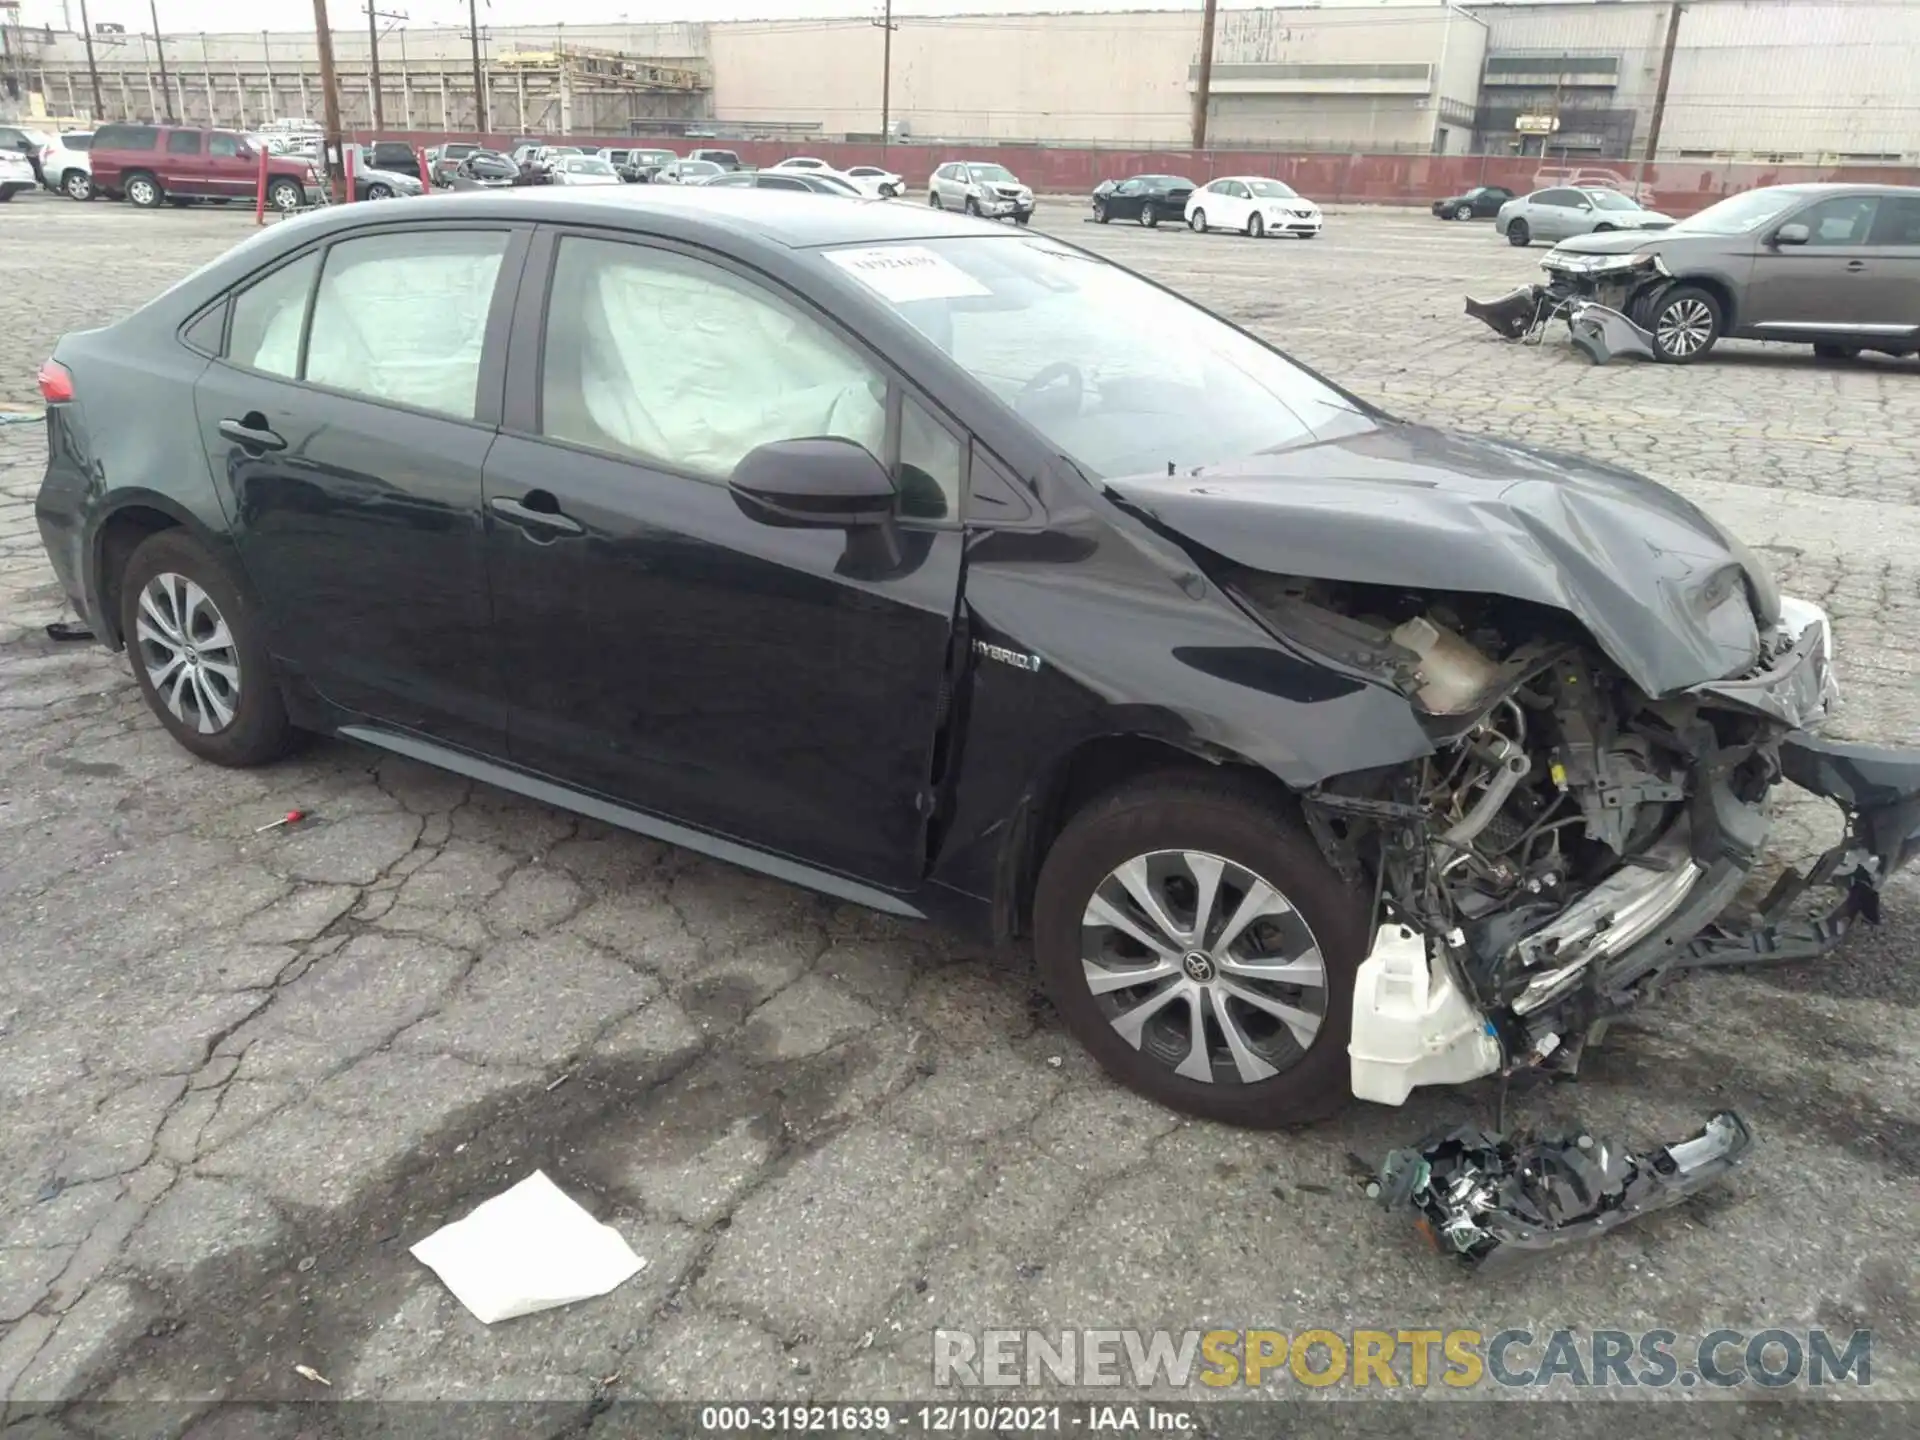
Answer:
[
  {"left": 1370, "top": 1111, "right": 1754, "bottom": 1271},
  {"left": 1464, "top": 283, "right": 1659, "bottom": 364}
]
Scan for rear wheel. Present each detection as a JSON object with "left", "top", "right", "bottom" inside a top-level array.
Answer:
[
  {"left": 1506, "top": 219, "right": 1530, "bottom": 246},
  {"left": 63, "top": 169, "right": 92, "bottom": 201},
  {"left": 1247, "top": 212, "right": 1264, "bottom": 238},
  {"left": 367, "top": 181, "right": 393, "bottom": 200},
  {"left": 1032, "top": 773, "right": 1368, "bottom": 1128},
  {"left": 125, "top": 172, "right": 163, "bottom": 208},
  {"left": 118, "top": 530, "right": 297, "bottom": 768},
  {"left": 1189, "top": 208, "right": 1207, "bottom": 233}
]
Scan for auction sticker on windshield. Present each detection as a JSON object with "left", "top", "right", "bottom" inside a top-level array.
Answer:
[{"left": 827, "top": 246, "right": 990, "bottom": 303}]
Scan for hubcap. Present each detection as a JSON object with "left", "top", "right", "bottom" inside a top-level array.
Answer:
[
  {"left": 136, "top": 572, "right": 240, "bottom": 735},
  {"left": 67, "top": 174, "right": 87, "bottom": 198},
  {"left": 1080, "top": 850, "right": 1327, "bottom": 1085},
  {"left": 131, "top": 180, "right": 154, "bottom": 203},
  {"left": 1657, "top": 298, "right": 1713, "bottom": 356}
]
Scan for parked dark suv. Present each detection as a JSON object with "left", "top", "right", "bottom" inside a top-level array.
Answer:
[
  {"left": 89, "top": 123, "right": 321, "bottom": 211},
  {"left": 1538, "top": 183, "right": 1920, "bottom": 362}
]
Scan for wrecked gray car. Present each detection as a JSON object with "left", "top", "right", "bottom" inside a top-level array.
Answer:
[{"left": 1467, "top": 182, "right": 1920, "bottom": 364}]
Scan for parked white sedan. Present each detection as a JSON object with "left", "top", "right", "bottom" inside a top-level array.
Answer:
[
  {"left": 1184, "top": 176, "right": 1323, "bottom": 238},
  {"left": 844, "top": 164, "right": 905, "bottom": 198}
]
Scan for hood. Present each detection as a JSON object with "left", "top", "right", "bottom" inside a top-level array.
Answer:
[
  {"left": 1103, "top": 424, "right": 1781, "bottom": 698},
  {"left": 361, "top": 166, "right": 421, "bottom": 187},
  {"left": 1551, "top": 226, "right": 1678, "bottom": 255}
]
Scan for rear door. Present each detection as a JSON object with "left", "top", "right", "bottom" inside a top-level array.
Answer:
[
  {"left": 1745, "top": 194, "right": 1881, "bottom": 331},
  {"left": 161, "top": 128, "right": 209, "bottom": 196},
  {"left": 1859, "top": 194, "right": 1920, "bottom": 345},
  {"left": 192, "top": 223, "right": 530, "bottom": 752},
  {"left": 481, "top": 228, "right": 967, "bottom": 889},
  {"left": 1532, "top": 188, "right": 1588, "bottom": 240}
]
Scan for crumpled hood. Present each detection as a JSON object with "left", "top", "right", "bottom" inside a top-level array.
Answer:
[
  {"left": 1105, "top": 423, "right": 1782, "bottom": 698},
  {"left": 1551, "top": 226, "right": 1679, "bottom": 256}
]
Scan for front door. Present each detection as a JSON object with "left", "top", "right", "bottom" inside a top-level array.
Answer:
[
  {"left": 1745, "top": 193, "right": 1881, "bottom": 331},
  {"left": 193, "top": 224, "right": 527, "bottom": 752},
  {"left": 483, "top": 230, "right": 966, "bottom": 889},
  {"left": 206, "top": 130, "right": 256, "bottom": 198}
]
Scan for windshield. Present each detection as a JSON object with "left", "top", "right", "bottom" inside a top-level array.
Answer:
[
  {"left": 823, "top": 237, "right": 1373, "bottom": 478},
  {"left": 1143, "top": 175, "right": 1193, "bottom": 188},
  {"left": 1676, "top": 187, "right": 1803, "bottom": 235},
  {"left": 1245, "top": 180, "right": 1297, "bottom": 198},
  {"left": 1588, "top": 189, "right": 1641, "bottom": 211},
  {"left": 567, "top": 158, "right": 615, "bottom": 174},
  {"left": 968, "top": 164, "right": 1017, "bottom": 183},
  {"left": 682, "top": 161, "right": 721, "bottom": 176}
]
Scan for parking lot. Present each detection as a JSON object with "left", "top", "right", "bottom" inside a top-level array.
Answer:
[{"left": 0, "top": 190, "right": 1916, "bottom": 1427}]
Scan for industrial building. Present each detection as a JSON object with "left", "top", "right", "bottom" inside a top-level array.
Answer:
[{"left": 3, "top": 1, "right": 1918, "bottom": 164}]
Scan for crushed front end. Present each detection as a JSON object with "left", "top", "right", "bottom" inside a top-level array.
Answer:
[
  {"left": 1222, "top": 568, "right": 1920, "bottom": 1107},
  {"left": 1466, "top": 249, "right": 1670, "bottom": 363}
]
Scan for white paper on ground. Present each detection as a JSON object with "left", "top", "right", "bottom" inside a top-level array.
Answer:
[{"left": 410, "top": 1170, "right": 646, "bottom": 1324}]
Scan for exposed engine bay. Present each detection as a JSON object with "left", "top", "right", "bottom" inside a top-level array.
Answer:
[{"left": 1220, "top": 566, "right": 1917, "bottom": 1107}]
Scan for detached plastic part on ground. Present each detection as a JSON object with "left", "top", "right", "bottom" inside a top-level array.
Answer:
[
  {"left": 1369, "top": 1111, "right": 1753, "bottom": 1272},
  {"left": 1464, "top": 285, "right": 1657, "bottom": 365}
]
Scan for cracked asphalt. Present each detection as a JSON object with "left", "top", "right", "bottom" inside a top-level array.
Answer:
[{"left": 0, "top": 194, "right": 1916, "bottom": 1429}]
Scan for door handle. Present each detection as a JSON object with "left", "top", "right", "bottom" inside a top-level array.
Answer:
[
  {"left": 1845, "top": 260, "right": 1867, "bottom": 272},
  {"left": 217, "top": 416, "right": 286, "bottom": 451},
  {"left": 490, "top": 493, "right": 584, "bottom": 537}
]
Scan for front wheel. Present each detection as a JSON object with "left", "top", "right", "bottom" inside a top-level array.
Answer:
[
  {"left": 964, "top": 196, "right": 981, "bottom": 216},
  {"left": 1093, "top": 199, "right": 1108, "bottom": 223},
  {"left": 1506, "top": 219, "right": 1530, "bottom": 246},
  {"left": 367, "top": 182, "right": 393, "bottom": 200},
  {"left": 1139, "top": 203, "right": 1158, "bottom": 228},
  {"left": 63, "top": 169, "right": 92, "bottom": 201},
  {"left": 1246, "top": 213, "right": 1264, "bottom": 238},
  {"left": 1647, "top": 284, "right": 1722, "bottom": 363},
  {"left": 1189, "top": 208, "right": 1207, "bottom": 233},
  {"left": 118, "top": 530, "right": 298, "bottom": 767},
  {"left": 1454, "top": 203, "right": 1473, "bottom": 221},
  {"left": 928, "top": 191, "right": 943, "bottom": 208},
  {"left": 1033, "top": 773, "right": 1368, "bottom": 1128},
  {"left": 267, "top": 178, "right": 303, "bottom": 212}
]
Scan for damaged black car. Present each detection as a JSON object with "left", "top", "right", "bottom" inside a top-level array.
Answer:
[
  {"left": 33, "top": 188, "right": 1920, "bottom": 1132},
  {"left": 1468, "top": 182, "right": 1920, "bottom": 364}
]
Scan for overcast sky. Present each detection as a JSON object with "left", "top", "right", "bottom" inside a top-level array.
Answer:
[{"left": 19, "top": 0, "right": 1229, "bottom": 36}]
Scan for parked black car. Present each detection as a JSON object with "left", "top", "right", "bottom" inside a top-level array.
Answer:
[
  {"left": 448, "top": 151, "right": 521, "bottom": 190},
  {"left": 32, "top": 189, "right": 1920, "bottom": 1129},
  {"left": 1432, "top": 185, "right": 1514, "bottom": 220},
  {"left": 1092, "top": 174, "right": 1195, "bottom": 227}
]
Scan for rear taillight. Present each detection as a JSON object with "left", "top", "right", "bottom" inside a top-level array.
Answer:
[{"left": 38, "top": 359, "right": 74, "bottom": 404}]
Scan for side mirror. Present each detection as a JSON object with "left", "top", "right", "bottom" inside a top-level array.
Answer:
[
  {"left": 728, "top": 437, "right": 896, "bottom": 529},
  {"left": 1773, "top": 222, "right": 1810, "bottom": 246}
]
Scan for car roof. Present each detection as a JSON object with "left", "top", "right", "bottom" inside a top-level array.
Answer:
[
  {"left": 1747, "top": 181, "right": 1920, "bottom": 197},
  {"left": 286, "top": 185, "right": 1021, "bottom": 250}
]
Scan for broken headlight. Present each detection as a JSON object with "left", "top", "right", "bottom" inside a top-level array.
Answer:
[{"left": 1542, "top": 251, "right": 1663, "bottom": 277}]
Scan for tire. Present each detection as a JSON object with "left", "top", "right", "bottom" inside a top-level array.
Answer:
[
  {"left": 928, "top": 191, "right": 942, "bottom": 208},
  {"left": 0, "top": 187, "right": 16, "bottom": 203},
  {"left": 267, "top": 178, "right": 303, "bottom": 213},
  {"left": 1189, "top": 208, "right": 1207, "bottom": 233},
  {"left": 1454, "top": 203, "right": 1473, "bottom": 221},
  {"left": 1813, "top": 342, "right": 1861, "bottom": 361},
  {"left": 117, "top": 529, "right": 297, "bottom": 768},
  {"left": 1247, "top": 213, "right": 1264, "bottom": 238},
  {"left": 367, "top": 182, "right": 393, "bottom": 200},
  {"left": 964, "top": 196, "right": 981, "bottom": 216},
  {"left": 1032, "top": 772, "right": 1369, "bottom": 1128},
  {"left": 63, "top": 169, "right": 92, "bottom": 201},
  {"left": 1093, "top": 199, "right": 1108, "bottom": 223},
  {"left": 1646, "top": 284, "right": 1722, "bottom": 363},
  {"left": 1506, "top": 219, "right": 1530, "bottom": 246},
  {"left": 125, "top": 172, "right": 163, "bottom": 208},
  {"left": 1139, "top": 202, "right": 1158, "bottom": 228},
  {"left": 1013, "top": 211, "right": 1030, "bottom": 226},
  {"left": 1593, "top": 223, "right": 1614, "bottom": 233}
]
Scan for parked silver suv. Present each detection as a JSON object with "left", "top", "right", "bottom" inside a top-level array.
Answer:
[
  {"left": 928, "top": 161, "right": 1034, "bottom": 223},
  {"left": 1539, "top": 183, "right": 1920, "bottom": 363}
]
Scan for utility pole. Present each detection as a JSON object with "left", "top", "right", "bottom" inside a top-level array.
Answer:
[
  {"left": 1191, "top": 0, "right": 1218, "bottom": 151},
  {"left": 466, "top": 0, "right": 487, "bottom": 133},
  {"left": 363, "top": 6, "right": 405, "bottom": 130},
  {"left": 871, "top": 0, "right": 896, "bottom": 150},
  {"left": 312, "top": 0, "right": 346, "bottom": 203},
  {"left": 150, "top": 1, "right": 174, "bottom": 121},
  {"left": 77, "top": 0, "right": 104, "bottom": 119},
  {"left": 1643, "top": 2, "right": 1684, "bottom": 167}
]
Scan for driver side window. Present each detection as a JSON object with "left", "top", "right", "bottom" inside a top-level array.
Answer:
[
  {"left": 539, "top": 236, "right": 887, "bottom": 485},
  {"left": 1796, "top": 195, "right": 1879, "bottom": 246}
]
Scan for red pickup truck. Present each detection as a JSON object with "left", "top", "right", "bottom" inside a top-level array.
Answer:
[{"left": 89, "top": 123, "right": 323, "bottom": 212}]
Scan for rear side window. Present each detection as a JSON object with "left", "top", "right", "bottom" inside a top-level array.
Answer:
[
  {"left": 760, "top": 174, "right": 807, "bottom": 191},
  {"left": 97, "top": 124, "right": 159, "bottom": 151},
  {"left": 65, "top": 134, "right": 94, "bottom": 152},
  {"left": 1866, "top": 195, "right": 1920, "bottom": 246},
  {"left": 304, "top": 231, "right": 509, "bottom": 419},
  {"left": 228, "top": 252, "right": 320, "bottom": 378},
  {"left": 167, "top": 131, "right": 203, "bottom": 155}
]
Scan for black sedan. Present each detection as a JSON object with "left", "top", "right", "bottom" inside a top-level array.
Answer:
[
  {"left": 448, "top": 151, "right": 522, "bottom": 190},
  {"left": 31, "top": 188, "right": 1920, "bottom": 1131},
  {"left": 1432, "top": 184, "right": 1514, "bottom": 220},
  {"left": 1091, "top": 174, "right": 1195, "bottom": 227}
]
